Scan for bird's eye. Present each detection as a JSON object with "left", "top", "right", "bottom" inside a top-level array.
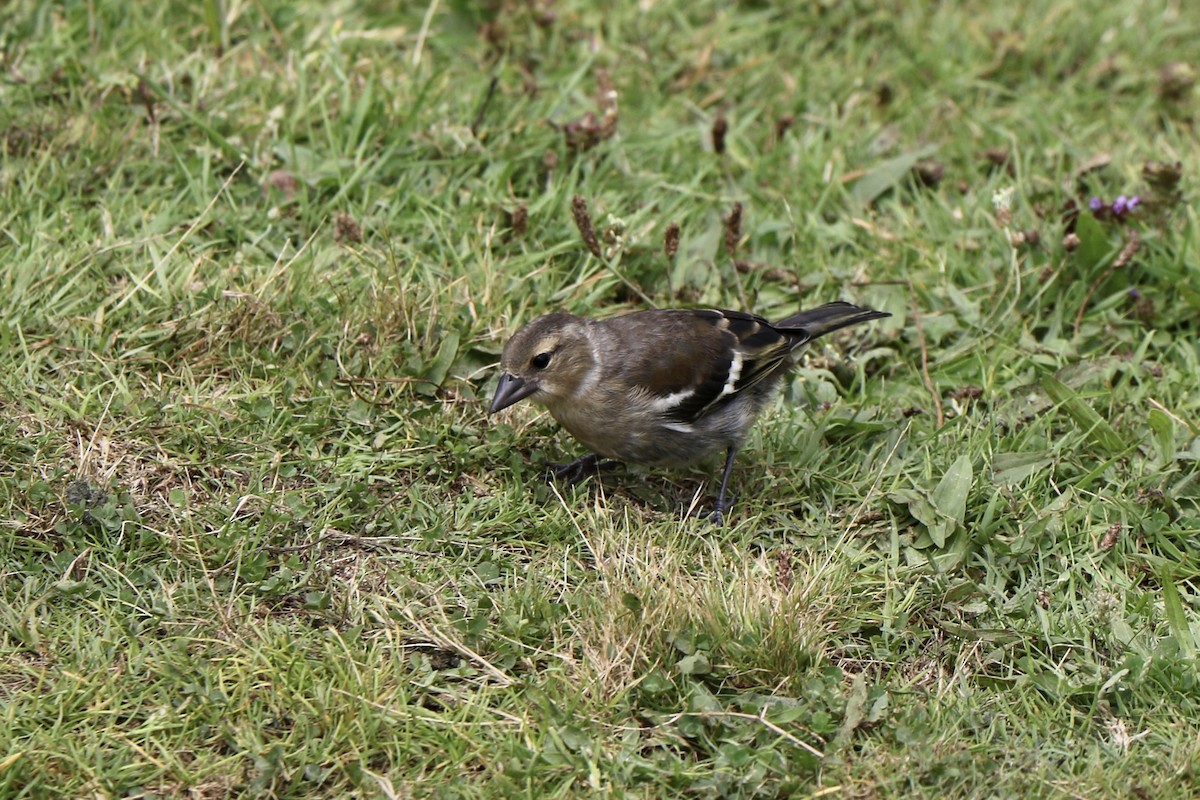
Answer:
[{"left": 531, "top": 352, "right": 552, "bottom": 369}]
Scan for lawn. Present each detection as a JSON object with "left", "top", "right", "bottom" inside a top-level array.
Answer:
[{"left": 2, "top": 0, "right": 1199, "bottom": 797}]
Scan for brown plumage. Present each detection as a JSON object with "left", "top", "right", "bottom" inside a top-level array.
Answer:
[{"left": 490, "top": 302, "right": 890, "bottom": 522}]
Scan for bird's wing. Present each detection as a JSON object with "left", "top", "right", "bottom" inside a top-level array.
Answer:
[{"left": 615, "top": 309, "right": 798, "bottom": 424}]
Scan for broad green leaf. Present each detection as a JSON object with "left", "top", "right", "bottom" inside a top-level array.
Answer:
[
  {"left": 425, "top": 330, "right": 461, "bottom": 387},
  {"left": 849, "top": 145, "right": 937, "bottom": 205},
  {"left": 1179, "top": 283, "right": 1200, "bottom": 311},
  {"left": 1148, "top": 408, "right": 1176, "bottom": 464},
  {"left": 1072, "top": 211, "right": 1115, "bottom": 272},
  {"left": 992, "top": 452, "right": 1051, "bottom": 486},
  {"left": 836, "top": 672, "right": 868, "bottom": 744},
  {"left": 894, "top": 463, "right": 970, "bottom": 550},
  {"left": 1162, "top": 578, "right": 1196, "bottom": 659},
  {"left": 1109, "top": 615, "right": 1136, "bottom": 648},
  {"left": 621, "top": 592, "right": 643, "bottom": 615},
  {"left": 678, "top": 652, "right": 711, "bottom": 676},
  {"left": 1143, "top": 511, "right": 1170, "bottom": 535},
  {"left": 932, "top": 454, "right": 973, "bottom": 527},
  {"left": 1041, "top": 375, "right": 1125, "bottom": 454},
  {"left": 937, "top": 623, "right": 1024, "bottom": 644},
  {"left": 903, "top": 493, "right": 943, "bottom": 547}
]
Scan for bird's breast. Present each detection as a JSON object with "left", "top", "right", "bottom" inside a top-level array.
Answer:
[{"left": 545, "top": 392, "right": 761, "bottom": 467}]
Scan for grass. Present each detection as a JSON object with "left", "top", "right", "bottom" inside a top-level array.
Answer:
[{"left": 2, "top": 0, "right": 1199, "bottom": 796}]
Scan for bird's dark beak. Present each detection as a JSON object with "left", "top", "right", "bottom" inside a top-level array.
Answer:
[{"left": 489, "top": 372, "right": 538, "bottom": 414}]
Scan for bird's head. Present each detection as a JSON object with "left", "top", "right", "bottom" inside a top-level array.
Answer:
[{"left": 489, "top": 313, "right": 595, "bottom": 414}]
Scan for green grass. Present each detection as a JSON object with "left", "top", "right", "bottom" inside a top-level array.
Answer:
[{"left": 2, "top": 0, "right": 1199, "bottom": 796}]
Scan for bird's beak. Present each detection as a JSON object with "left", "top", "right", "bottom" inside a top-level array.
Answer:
[{"left": 489, "top": 372, "right": 538, "bottom": 414}]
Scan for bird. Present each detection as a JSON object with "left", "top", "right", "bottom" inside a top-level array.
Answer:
[{"left": 489, "top": 301, "right": 890, "bottom": 523}]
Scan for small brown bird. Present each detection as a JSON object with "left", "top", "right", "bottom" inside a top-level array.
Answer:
[{"left": 489, "top": 302, "right": 890, "bottom": 522}]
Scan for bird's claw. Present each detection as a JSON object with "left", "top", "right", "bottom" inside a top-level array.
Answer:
[
  {"left": 703, "top": 495, "right": 734, "bottom": 526},
  {"left": 546, "top": 454, "right": 616, "bottom": 486}
]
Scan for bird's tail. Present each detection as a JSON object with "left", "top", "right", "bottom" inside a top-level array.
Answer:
[{"left": 773, "top": 302, "right": 891, "bottom": 340}]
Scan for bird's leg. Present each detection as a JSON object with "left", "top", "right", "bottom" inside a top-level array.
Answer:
[
  {"left": 546, "top": 453, "right": 618, "bottom": 486},
  {"left": 706, "top": 447, "right": 739, "bottom": 525}
]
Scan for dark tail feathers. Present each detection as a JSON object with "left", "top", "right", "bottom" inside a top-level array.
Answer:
[{"left": 773, "top": 301, "right": 890, "bottom": 340}]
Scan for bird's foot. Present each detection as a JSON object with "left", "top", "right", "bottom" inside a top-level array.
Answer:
[
  {"left": 698, "top": 495, "right": 735, "bottom": 526},
  {"left": 702, "top": 448, "right": 738, "bottom": 525},
  {"left": 546, "top": 454, "right": 618, "bottom": 486}
]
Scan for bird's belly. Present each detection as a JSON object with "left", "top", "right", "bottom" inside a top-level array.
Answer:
[{"left": 550, "top": 402, "right": 755, "bottom": 468}]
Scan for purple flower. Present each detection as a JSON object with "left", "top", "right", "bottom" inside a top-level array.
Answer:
[
  {"left": 1111, "top": 195, "right": 1143, "bottom": 217},
  {"left": 1089, "top": 197, "right": 1104, "bottom": 211}
]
